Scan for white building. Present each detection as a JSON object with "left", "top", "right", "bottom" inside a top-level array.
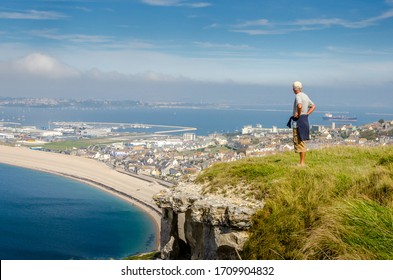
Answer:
[
  {"left": 41, "top": 131, "right": 63, "bottom": 137},
  {"left": 183, "top": 133, "right": 196, "bottom": 141},
  {"left": 0, "top": 133, "right": 15, "bottom": 139},
  {"left": 242, "top": 125, "right": 253, "bottom": 134}
]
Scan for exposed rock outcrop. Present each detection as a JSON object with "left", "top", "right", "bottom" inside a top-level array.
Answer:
[{"left": 154, "top": 183, "right": 263, "bottom": 260}]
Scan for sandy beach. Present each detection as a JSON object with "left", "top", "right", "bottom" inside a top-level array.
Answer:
[{"left": 0, "top": 145, "right": 166, "bottom": 248}]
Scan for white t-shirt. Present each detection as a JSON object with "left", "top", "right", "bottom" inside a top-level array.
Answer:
[{"left": 292, "top": 92, "right": 314, "bottom": 128}]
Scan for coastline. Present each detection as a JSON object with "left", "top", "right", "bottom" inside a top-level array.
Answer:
[{"left": 0, "top": 145, "right": 166, "bottom": 250}]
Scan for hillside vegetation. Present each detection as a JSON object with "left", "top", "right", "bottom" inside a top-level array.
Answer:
[{"left": 196, "top": 145, "right": 393, "bottom": 259}]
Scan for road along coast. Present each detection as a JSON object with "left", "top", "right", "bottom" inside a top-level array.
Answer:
[{"left": 0, "top": 145, "right": 166, "bottom": 248}]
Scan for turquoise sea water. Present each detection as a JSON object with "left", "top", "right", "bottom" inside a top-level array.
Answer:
[{"left": 0, "top": 163, "right": 156, "bottom": 260}]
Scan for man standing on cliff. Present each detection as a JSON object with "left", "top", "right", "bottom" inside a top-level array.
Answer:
[{"left": 291, "top": 81, "right": 316, "bottom": 166}]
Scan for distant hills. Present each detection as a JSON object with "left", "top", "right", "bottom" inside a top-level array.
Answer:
[
  {"left": 0, "top": 97, "right": 222, "bottom": 109},
  {"left": 0, "top": 97, "right": 142, "bottom": 108}
]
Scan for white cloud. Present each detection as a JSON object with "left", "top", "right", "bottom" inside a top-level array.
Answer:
[
  {"left": 0, "top": 9, "right": 67, "bottom": 20},
  {"left": 141, "top": 0, "right": 179, "bottom": 6},
  {"left": 0, "top": 50, "right": 392, "bottom": 106},
  {"left": 362, "top": 9, "right": 393, "bottom": 25},
  {"left": 10, "top": 53, "right": 80, "bottom": 79},
  {"left": 187, "top": 2, "right": 211, "bottom": 8}
]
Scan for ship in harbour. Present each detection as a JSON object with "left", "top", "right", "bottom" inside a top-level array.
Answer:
[{"left": 323, "top": 113, "right": 357, "bottom": 122}]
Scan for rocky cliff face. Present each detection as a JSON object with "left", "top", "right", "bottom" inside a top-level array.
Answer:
[{"left": 153, "top": 183, "right": 263, "bottom": 260}]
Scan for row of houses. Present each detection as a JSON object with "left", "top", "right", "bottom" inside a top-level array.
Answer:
[
  {"left": 77, "top": 120, "right": 393, "bottom": 183},
  {"left": 2, "top": 119, "right": 392, "bottom": 184}
]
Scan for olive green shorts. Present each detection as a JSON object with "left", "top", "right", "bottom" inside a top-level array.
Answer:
[{"left": 293, "top": 128, "right": 306, "bottom": 153}]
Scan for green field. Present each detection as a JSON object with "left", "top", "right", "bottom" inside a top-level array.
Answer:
[{"left": 42, "top": 138, "right": 118, "bottom": 151}]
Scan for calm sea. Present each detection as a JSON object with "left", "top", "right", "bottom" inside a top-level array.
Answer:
[
  {"left": 0, "top": 163, "right": 156, "bottom": 260},
  {"left": 1, "top": 105, "right": 391, "bottom": 135},
  {"left": 0, "top": 105, "right": 391, "bottom": 260}
]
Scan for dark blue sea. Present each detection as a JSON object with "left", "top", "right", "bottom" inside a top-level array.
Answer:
[
  {"left": 0, "top": 105, "right": 391, "bottom": 260},
  {"left": 0, "top": 164, "right": 156, "bottom": 260}
]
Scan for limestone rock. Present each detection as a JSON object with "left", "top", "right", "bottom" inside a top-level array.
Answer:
[{"left": 154, "top": 182, "right": 263, "bottom": 260}]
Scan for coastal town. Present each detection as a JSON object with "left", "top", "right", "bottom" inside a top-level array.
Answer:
[{"left": 1, "top": 115, "right": 392, "bottom": 186}]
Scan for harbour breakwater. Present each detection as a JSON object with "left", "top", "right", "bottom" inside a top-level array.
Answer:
[{"left": 153, "top": 183, "right": 263, "bottom": 260}]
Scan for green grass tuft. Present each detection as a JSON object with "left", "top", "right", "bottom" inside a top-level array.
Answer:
[{"left": 303, "top": 199, "right": 393, "bottom": 259}]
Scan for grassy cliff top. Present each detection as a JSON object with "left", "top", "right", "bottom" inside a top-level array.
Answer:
[{"left": 196, "top": 145, "right": 393, "bottom": 259}]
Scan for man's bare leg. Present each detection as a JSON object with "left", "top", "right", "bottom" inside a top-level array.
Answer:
[{"left": 300, "top": 152, "right": 306, "bottom": 166}]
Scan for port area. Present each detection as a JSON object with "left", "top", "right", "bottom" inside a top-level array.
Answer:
[
  {"left": 50, "top": 121, "right": 197, "bottom": 135},
  {"left": 0, "top": 121, "right": 197, "bottom": 151}
]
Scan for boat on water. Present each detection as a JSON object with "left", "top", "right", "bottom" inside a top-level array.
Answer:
[{"left": 323, "top": 113, "right": 357, "bottom": 122}]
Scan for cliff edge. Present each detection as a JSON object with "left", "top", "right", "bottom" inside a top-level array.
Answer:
[
  {"left": 154, "top": 183, "right": 262, "bottom": 260},
  {"left": 154, "top": 145, "right": 393, "bottom": 260}
]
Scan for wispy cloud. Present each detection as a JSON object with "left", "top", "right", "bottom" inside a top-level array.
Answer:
[
  {"left": 30, "top": 29, "right": 113, "bottom": 44},
  {"left": 327, "top": 45, "right": 393, "bottom": 56},
  {"left": 141, "top": 0, "right": 179, "bottom": 6},
  {"left": 231, "top": 28, "right": 289, "bottom": 36},
  {"left": 233, "top": 19, "right": 270, "bottom": 28},
  {"left": 0, "top": 9, "right": 67, "bottom": 20},
  {"left": 28, "top": 29, "right": 160, "bottom": 51},
  {"left": 140, "top": 0, "right": 211, "bottom": 8},
  {"left": 293, "top": 9, "right": 393, "bottom": 28},
  {"left": 192, "top": 41, "right": 258, "bottom": 58},
  {"left": 231, "top": 9, "right": 393, "bottom": 35},
  {"left": 194, "top": 41, "right": 254, "bottom": 51},
  {"left": 74, "top": 6, "right": 92, "bottom": 13}
]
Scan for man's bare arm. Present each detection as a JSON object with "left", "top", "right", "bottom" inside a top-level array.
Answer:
[{"left": 307, "top": 104, "right": 316, "bottom": 115}]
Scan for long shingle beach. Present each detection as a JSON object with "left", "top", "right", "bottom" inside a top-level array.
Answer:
[{"left": 0, "top": 145, "right": 166, "bottom": 247}]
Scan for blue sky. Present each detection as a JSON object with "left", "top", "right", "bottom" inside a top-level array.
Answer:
[{"left": 0, "top": 0, "right": 393, "bottom": 106}]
